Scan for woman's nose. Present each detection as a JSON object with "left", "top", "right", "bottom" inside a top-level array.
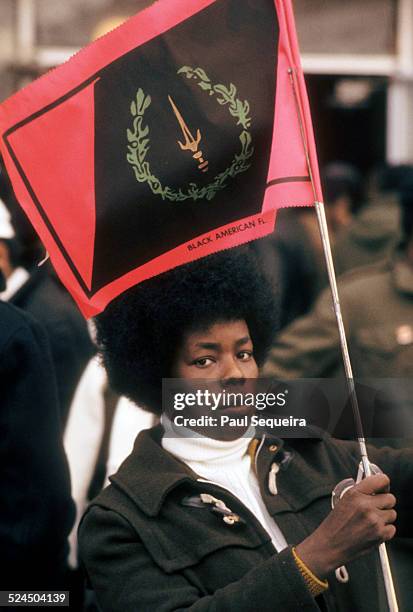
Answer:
[{"left": 221, "top": 357, "right": 245, "bottom": 384}]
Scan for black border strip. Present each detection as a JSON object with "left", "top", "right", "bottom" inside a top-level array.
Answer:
[
  {"left": 266, "top": 175, "right": 311, "bottom": 187},
  {"left": 3, "top": 75, "right": 98, "bottom": 140}
]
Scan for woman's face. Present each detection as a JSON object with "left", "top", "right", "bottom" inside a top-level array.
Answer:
[
  {"left": 173, "top": 319, "right": 259, "bottom": 381},
  {"left": 168, "top": 320, "right": 258, "bottom": 440}
]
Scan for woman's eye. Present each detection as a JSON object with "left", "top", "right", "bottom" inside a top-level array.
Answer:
[
  {"left": 193, "top": 357, "right": 214, "bottom": 368},
  {"left": 238, "top": 351, "right": 253, "bottom": 361}
]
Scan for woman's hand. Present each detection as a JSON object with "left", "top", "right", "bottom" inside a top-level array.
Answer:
[{"left": 295, "top": 474, "right": 397, "bottom": 579}]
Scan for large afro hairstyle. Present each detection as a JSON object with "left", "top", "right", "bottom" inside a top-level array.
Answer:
[{"left": 94, "top": 246, "right": 278, "bottom": 414}]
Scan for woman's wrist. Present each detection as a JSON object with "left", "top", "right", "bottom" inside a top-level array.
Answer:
[
  {"left": 292, "top": 547, "right": 329, "bottom": 597},
  {"left": 295, "top": 538, "right": 334, "bottom": 580}
]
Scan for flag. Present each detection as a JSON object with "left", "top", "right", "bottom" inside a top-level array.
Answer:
[{"left": 0, "top": 0, "right": 322, "bottom": 318}]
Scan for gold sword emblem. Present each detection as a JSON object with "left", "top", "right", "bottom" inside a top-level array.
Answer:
[{"left": 168, "top": 95, "right": 209, "bottom": 173}]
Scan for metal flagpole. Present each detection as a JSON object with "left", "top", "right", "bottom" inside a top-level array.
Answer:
[{"left": 287, "top": 67, "right": 399, "bottom": 612}]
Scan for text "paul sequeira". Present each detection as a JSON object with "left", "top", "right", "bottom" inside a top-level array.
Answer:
[{"left": 173, "top": 390, "right": 287, "bottom": 411}]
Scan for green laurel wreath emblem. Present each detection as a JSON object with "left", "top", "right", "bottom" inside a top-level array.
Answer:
[{"left": 126, "top": 66, "right": 254, "bottom": 202}]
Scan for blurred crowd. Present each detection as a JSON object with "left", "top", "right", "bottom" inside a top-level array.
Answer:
[{"left": 1, "top": 159, "right": 412, "bottom": 608}]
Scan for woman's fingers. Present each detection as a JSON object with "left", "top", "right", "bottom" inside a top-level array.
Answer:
[
  {"left": 380, "top": 508, "right": 397, "bottom": 525},
  {"left": 375, "top": 493, "right": 396, "bottom": 510},
  {"left": 355, "top": 474, "right": 390, "bottom": 495}
]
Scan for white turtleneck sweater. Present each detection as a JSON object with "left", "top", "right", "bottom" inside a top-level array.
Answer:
[{"left": 161, "top": 417, "right": 288, "bottom": 552}]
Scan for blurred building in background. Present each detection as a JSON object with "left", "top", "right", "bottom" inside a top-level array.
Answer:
[
  {"left": 295, "top": 0, "right": 413, "bottom": 172},
  {"left": 0, "top": 0, "right": 412, "bottom": 171}
]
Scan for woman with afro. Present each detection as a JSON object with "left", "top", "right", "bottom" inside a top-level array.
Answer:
[{"left": 79, "top": 246, "right": 413, "bottom": 612}]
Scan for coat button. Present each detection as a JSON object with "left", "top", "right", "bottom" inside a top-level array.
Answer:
[
  {"left": 223, "top": 514, "right": 241, "bottom": 525},
  {"left": 269, "top": 444, "right": 277, "bottom": 452}
]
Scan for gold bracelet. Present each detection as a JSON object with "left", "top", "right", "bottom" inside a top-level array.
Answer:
[{"left": 292, "top": 547, "right": 329, "bottom": 597}]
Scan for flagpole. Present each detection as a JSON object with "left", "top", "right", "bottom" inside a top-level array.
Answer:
[{"left": 287, "top": 68, "right": 399, "bottom": 612}]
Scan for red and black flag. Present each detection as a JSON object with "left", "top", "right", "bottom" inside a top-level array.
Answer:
[{"left": 0, "top": 0, "right": 322, "bottom": 318}]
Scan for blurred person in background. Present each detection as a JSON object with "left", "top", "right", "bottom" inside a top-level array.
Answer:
[
  {"left": 0, "top": 171, "right": 95, "bottom": 426},
  {"left": 262, "top": 166, "right": 413, "bottom": 383},
  {"left": 322, "top": 162, "right": 365, "bottom": 235},
  {"left": 0, "top": 265, "right": 75, "bottom": 591},
  {"left": 253, "top": 161, "right": 365, "bottom": 329},
  {"left": 333, "top": 164, "right": 405, "bottom": 276},
  {"left": 64, "top": 354, "right": 154, "bottom": 572}
]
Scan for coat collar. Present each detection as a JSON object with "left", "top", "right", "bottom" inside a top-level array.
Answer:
[
  {"left": 109, "top": 425, "right": 323, "bottom": 518},
  {"left": 109, "top": 425, "right": 197, "bottom": 517}
]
